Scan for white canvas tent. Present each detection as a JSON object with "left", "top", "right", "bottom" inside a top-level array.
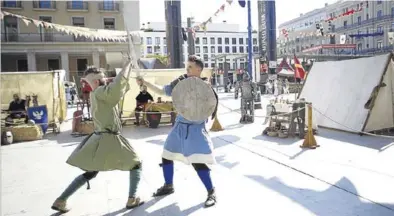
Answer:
[{"left": 299, "top": 53, "right": 394, "bottom": 133}]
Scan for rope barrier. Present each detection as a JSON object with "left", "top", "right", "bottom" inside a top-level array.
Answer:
[{"left": 217, "top": 101, "right": 306, "bottom": 118}]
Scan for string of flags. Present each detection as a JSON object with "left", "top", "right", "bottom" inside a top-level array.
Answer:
[
  {"left": 184, "top": 0, "right": 234, "bottom": 39},
  {"left": 325, "top": 2, "right": 364, "bottom": 22},
  {"left": 0, "top": 11, "right": 141, "bottom": 42},
  {"left": 281, "top": 1, "right": 367, "bottom": 38}
]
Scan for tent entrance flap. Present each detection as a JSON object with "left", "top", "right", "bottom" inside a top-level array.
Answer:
[{"left": 364, "top": 59, "right": 394, "bottom": 132}]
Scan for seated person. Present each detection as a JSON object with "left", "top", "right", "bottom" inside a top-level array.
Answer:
[
  {"left": 134, "top": 85, "right": 154, "bottom": 126},
  {"left": 5, "top": 94, "right": 27, "bottom": 126}
]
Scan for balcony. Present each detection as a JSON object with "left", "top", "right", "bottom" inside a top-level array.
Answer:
[
  {"left": 355, "top": 45, "right": 394, "bottom": 55},
  {"left": 1, "top": 0, "right": 22, "bottom": 9},
  {"left": 334, "top": 15, "right": 394, "bottom": 32},
  {"left": 33, "top": 0, "right": 56, "bottom": 10},
  {"left": 1, "top": 33, "right": 125, "bottom": 43},
  {"left": 98, "top": 1, "right": 119, "bottom": 12},
  {"left": 66, "top": 1, "right": 88, "bottom": 11}
]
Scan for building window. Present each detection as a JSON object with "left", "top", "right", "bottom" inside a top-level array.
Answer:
[
  {"left": 357, "top": 16, "right": 361, "bottom": 25},
  {"left": 240, "top": 63, "right": 244, "bottom": 69},
  {"left": 377, "top": 0, "right": 382, "bottom": 4},
  {"left": 154, "top": 46, "right": 161, "bottom": 53},
  {"left": 218, "top": 47, "right": 223, "bottom": 53},
  {"left": 2, "top": 0, "right": 22, "bottom": 8},
  {"left": 232, "top": 38, "right": 237, "bottom": 44},
  {"left": 203, "top": 37, "right": 207, "bottom": 44},
  {"left": 155, "top": 37, "right": 160, "bottom": 45},
  {"left": 147, "top": 46, "right": 152, "bottom": 54},
  {"left": 72, "top": 17, "right": 85, "bottom": 27},
  {"left": 253, "top": 46, "right": 258, "bottom": 53},
  {"left": 203, "top": 46, "right": 208, "bottom": 53},
  {"left": 101, "top": 0, "right": 117, "bottom": 11},
  {"left": 3, "top": 15, "right": 18, "bottom": 42},
  {"left": 377, "top": 10, "right": 383, "bottom": 18},
  {"left": 210, "top": 46, "right": 215, "bottom": 53},
  {"left": 103, "top": 18, "right": 115, "bottom": 29},
  {"left": 366, "top": 14, "right": 369, "bottom": 20},
  {"left": 39, "top": 16, "right": 53, "bottom": 41},
  {"left": 232, "top": 46, "right": 237, "bottom": 53},
  {"left": 217, "top": 38, "right": 222, "bottom": 44},
  {"left": 204, "top": 63, "right": 208, "bottom": 68},
  {"left": 377, "top": 41, "right": 382, "bottom": 49},
  {"left": 195, "top": 37, "right": 200, "bottom": 44},
  {"left": 225, "top": 46, "right": 230, "bottom": 53},
  {"left": 33, "top": 0, "right": 55, "bottom": 9},
  {"left": 253, "top": 38, "right": 257, "bottom": 45},
  {"left": 211, "top": 63, "right": 215, "bottom": 68},
  {"left": 246, "top": 46, "right": 249, "bottom": 53},
  {"left": 164, "top": 46, "right": 167, "bottom": 54},
  {"left": 377, "top": 25, "right": 383, "bottom": 32},
  {"left": 146, "top": 37, "right": 152, "bottom": 45},
  {"left": 203, "top": 54, "right": 208, "bottom": 61},
  {"left": 343, "top": 21, "right": 347, "bottom": 28},
  {"left": 196, "top": 46, "right": 200, "bottom": 53},
  {"left": 225, "top": 38, "right": 229, "bottom": 44},
  {"left": 69, "top": 0, "right": 86, "bottom": 10},
  {"left": 218, "top": 63, "right": 223, "bottom": 69},
  {"left": 239, "top": 46, "right": 244, "bottom": 53},
  {"left": 163, "top": 37, "right": 167, "bottom": 45},
  {"left": 239, "top": 38, "right": 243, "bottom": 44},
  {"left": 210, "top": 37, "right": 215, "bottom": 44}
]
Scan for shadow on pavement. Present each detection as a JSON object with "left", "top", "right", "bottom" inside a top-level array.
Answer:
[
  {"left": 103, "top": 197, "right": 204, "bottom": 216},
  {"left": 317, "top": 128, "right": 393, "bottom": 151},
  {"left": 245, "top": 175, "right": 394, "bottom": 215}
]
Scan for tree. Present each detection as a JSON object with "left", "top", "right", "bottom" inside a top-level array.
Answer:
[{"left": 145, "top": 54, "right": 169, "bottom": 66}]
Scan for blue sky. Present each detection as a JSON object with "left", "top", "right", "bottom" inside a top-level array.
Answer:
[{"left": 139, "top": 0, "right": 339, "bottom": 31}]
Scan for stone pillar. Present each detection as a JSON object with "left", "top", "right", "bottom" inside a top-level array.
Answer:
[
  {"left": 60, "top": 52, "right": 69, "bottom": 81},
  {"left": 92, "top": 51, "right": 100, "bottom": 68},
  {"left": 27, "top": 52, "right": 36, "bottom": 71}
]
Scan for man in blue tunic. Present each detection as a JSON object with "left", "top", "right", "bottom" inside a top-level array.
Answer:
[{"left": 152, "top": 55, "right": 218, "bottom": 207}]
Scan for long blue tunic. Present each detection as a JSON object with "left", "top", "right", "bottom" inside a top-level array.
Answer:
[{"left": 161, "top": 84, "right": 216, "bottom": 165}]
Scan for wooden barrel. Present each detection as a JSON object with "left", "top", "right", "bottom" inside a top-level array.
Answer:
[{"left": 146, "top": 111, "right": 162, "bottom": 128}]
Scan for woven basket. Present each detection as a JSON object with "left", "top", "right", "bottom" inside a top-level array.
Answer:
[
  {"left": 9, "top": 125, "right": 43, "bottom": 142},
  {"left": 267, "top": 131, "right": 278, "bottom": 137},
  {"left": 77, "top": 121, "right": 94, "bottom": 135},
  {"left": 278, "top": 130, "right": 289, "bottom": 138}
]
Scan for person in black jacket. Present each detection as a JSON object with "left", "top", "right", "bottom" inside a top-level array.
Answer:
[
  {"left": 5, "top": 94, "right": 27, "bottom": 126},
  {"left": 134, "top": 85, "right": 154, "bottom": 126}
]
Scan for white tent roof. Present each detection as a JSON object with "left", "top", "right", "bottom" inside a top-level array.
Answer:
[{"left": 299, "top": 53, "right": 394, "bottom": 133}]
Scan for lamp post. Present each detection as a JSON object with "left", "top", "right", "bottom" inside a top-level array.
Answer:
[{"left": 247, "top": 0, "right": 253, "bottom": 79}]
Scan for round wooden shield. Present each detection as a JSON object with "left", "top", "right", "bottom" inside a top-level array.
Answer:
[{"left": 172, "top": 77, "right": 217, "bottom": 121}]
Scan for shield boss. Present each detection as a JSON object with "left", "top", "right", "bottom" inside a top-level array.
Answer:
[{"left": 172, "top": 77, "right": 217, "bottom": 121}]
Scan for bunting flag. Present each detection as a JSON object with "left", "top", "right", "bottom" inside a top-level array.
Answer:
[
  {"left": 276, "top": 57, "right": 294, "bottom": 73},
  {"left": 0, "top": 11, "right": 140, "bottom": 42},
  {"left": 238, "top": 0, "right": 246, "bottom": 8},
  {"left": 294, "top": 55, "right": 306, "bottom": 79},
  {"left": 191, "top": 0, "right": 233, "bottom": 33}
]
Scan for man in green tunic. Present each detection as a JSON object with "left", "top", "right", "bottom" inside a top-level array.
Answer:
[{"left": 51, "top": 59, "right": 144, "bottom": 213}]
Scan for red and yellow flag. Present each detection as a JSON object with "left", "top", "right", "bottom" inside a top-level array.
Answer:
[{"left": 294, "top": 54, "right": 306, "bottom": 79}]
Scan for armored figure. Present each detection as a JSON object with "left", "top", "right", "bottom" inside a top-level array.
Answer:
[{"left": 235, "top": 73, "right": 257, "bottom": 123}]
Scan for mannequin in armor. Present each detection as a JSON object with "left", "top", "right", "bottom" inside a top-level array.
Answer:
[{"left": 235, "top": 73, "right": 257, "bottom": 123}]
